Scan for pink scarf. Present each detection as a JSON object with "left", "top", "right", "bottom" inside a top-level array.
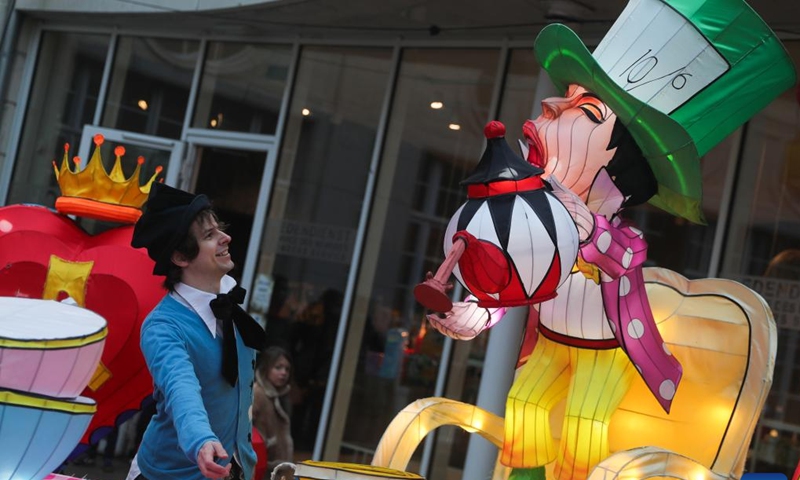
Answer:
[{"left": 581, "top": 214, "right": 682, "bottom": 413}]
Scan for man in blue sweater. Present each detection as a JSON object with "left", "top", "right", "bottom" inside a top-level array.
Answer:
[{"left": 127, "top": 183, "right": 265, "bottom": 480}]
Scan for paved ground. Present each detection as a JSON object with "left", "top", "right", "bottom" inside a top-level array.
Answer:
[{"left": 60, "top": 457, "right": 132, "bottom": 480}]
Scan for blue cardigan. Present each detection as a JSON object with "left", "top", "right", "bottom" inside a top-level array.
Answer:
[{"left": 137, "top": 295, "right": 257, "bottom": 480}]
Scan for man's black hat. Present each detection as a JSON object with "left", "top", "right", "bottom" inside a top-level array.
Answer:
[{"left": 131, "top": 182, "right": 211, "bottom": 275}]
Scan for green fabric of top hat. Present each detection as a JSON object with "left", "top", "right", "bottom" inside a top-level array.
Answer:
[{"left": 534, "top": 0, "right": 796, "bottom": 223}]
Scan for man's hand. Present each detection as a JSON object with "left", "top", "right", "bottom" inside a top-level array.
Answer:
[{"left": 197, "top": 441, "right": 231, "bottom": 479}]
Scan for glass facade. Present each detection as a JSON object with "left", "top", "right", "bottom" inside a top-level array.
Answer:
[
  {"left": 193, "top": 145, "right": 268, "bottom": 284},
  {"left": 2, "top": 17, "right": 799, "bottom": 478},
  {"left": 624, "top": 133, "right": 737, "bottom": 278},
  {"left": 192, "top": 41, "right": 292, "bottom": 134},
  {"left": 102, "top": 37, "right": 199, "bottom": 138},
  {"left": 7, "top": 31, "right": 109, "bottom": 207},
  {"left": 333, "top": 47, "right": 501, "bottom": 467},
  {"left": 496, "top": 49, "right": 540, "bottom": 138},
  {"left": 428, "top": 48, "right": 543, "bottom": 479},
  {"left": 719, "top": 41, "right": 800, "bottom": 477},
  {"left": 252, "top": 45, "right": 394, "bottom": 461}
]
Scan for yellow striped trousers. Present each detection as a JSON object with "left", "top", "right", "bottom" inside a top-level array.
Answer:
[{"left": 502, "top": 335, "right": 635, "bottom": 480}]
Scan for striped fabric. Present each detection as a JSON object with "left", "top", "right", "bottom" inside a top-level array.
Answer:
[{"left": 503, "top": 336, "right": 635, "bottom": 480}]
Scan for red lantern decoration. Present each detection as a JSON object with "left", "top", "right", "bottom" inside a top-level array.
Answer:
[
  {"left": 0, "top": 203, "right": 164, "bottom": 453},
  {"left": 415, "top": 121, "right": 579, "bottom": 312}
]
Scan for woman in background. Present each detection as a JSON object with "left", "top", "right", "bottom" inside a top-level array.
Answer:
[{"left": 253, "top": 346, "right": 294, "bottom": 477}]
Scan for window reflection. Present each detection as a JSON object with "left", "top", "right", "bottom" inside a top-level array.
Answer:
[
  {"left": 192, "top": 42, "right": 292, "bottom": 134},
  {"left": 102, "top": 37, "right": 199, "bottom": 138},
  {"left": 433, "top": 48, "right": 542, "bottom": 475},
  {"left": 8, "top": 32, "right": 108, "bottom": 207},
  {"left": 340, "top": 48, "right": 501, "bottom": 472},
  {"left": 251, "top": 46, "right": 393, "bottom": 462},
  {"left": 719, "top": 41, "right": 800, "bottom": 477},
  {"left": 497, "top": 49, "right": 540, "bottom": 139},
  {"left": 193, "top": 146, "right": 266, "bottom": 285},
  {"left": 623, "top": 134, "right": 734, "bottom": 278}
]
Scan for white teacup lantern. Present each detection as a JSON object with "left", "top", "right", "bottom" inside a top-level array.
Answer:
[
  {"left": 0, "top": 392, "right": 95, "bottom": 480},
  {"left": 0, "top": 298, "right": 106, "bottom": 398},
  {"left": 0, "top": 297, "right": 107, "bottom": 480}
]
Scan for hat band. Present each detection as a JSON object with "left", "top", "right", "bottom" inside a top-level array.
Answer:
[
  {"left": 467, "top": 177, "right": 544, "bottom": 199},
  {"left": 593, "top": 0, "right": 728, "bottom": 115}
]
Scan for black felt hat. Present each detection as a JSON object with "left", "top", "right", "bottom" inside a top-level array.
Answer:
[{"left": 131, "top": 182, "right": 211, "bottom": 275}]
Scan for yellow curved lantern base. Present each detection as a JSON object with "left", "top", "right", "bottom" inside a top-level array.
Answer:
[
  {"left": 373, "top": 397, "right": 504, "bottom": 471},
  {"left": 373, "top": 268, "right": 776, "bottom": 480},
  {"left": 586, "top": 446, "right": 728, "bottom": 480},
  {"left": 295, "top": 460, "right": 424, "bottom": 479}
]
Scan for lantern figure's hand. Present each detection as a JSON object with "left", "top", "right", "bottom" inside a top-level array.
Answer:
[{"left": 426, "top": 297, "right": 507, "bottom": 340}]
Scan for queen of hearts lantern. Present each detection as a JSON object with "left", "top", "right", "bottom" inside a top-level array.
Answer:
[{"left": 414, "top": 121, "right": 579, "bottom": 314}]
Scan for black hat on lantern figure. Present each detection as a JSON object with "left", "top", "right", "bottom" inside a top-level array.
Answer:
[{"left": 414, "top": 121, "right": 580, "bottom": 313}]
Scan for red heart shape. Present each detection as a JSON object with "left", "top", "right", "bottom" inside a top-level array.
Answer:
[{"left": 0, "top": 204, "right": 164, "bottom": 449}]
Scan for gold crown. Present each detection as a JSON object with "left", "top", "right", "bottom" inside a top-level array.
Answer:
[{"left": 53, "top": 133, "right": 162, "bottom": 224}]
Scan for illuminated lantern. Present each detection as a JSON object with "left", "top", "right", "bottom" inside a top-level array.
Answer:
[
  {"left": 374, "top": 269, "right": 778, "bottom": 480},
  {"left": 415, "top": 121, "right": 579, "bottom": 313},
  {"left": 0, "top": 135, "right": 166, "bottom": 456},
  {"left": 0, "top": 393, "right": 95, "bottom": 480},
  {"left": 0, "top": 297, "right": 106, "bottom": 398},
  {"left": 277, "top": 461, "right": 425, "bottom": 480},
  {"left": 0, "top": 297, "right": 107, "bottom": 480},
  {"left": 425, "top": 296, "right": 506, "bottom": 341}
]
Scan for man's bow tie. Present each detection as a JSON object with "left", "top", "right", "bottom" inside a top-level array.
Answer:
[{"left": 210, "top": 285, "right": 266, "bottom": 387}]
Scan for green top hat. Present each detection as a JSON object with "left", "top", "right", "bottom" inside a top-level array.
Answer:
[{"left": 534, "top": 0, "right": 796, "bottom": 223}]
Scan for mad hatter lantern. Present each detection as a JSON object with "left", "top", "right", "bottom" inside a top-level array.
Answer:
[
  {"left": 533, "top": 0, "right": 797, "bottom": 223},
  {"left": 414, "top": 121, "right": 579, "bottom": 313},
  {"left": 0, "top": 135, "right": 166, "bottom": 459},
  {"left": 416, "top": 0, "right": 795, "bottom": 479}
]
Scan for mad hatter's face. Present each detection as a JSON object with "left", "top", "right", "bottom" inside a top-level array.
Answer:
[{"left": 530, "top": 84, "right": 617, "bottom": 201}]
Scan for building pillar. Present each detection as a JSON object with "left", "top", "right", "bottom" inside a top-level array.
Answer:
[
  {"left": 462, "top": 306, "right": 527, "bottom": 480},
  {"left": 461, "top": 67, "right": 560, "bottom": 480}
]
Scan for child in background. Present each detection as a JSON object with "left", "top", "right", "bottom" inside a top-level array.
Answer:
[{"left": 253, "top": 346, "right": 294, "bottom": 478}]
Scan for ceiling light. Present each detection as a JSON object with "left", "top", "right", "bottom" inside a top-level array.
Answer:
[
  {"left": 210, "top": 119, "right": 218, "bottom": 127},
  {"left": 302, "top": 108, "right": 311, "bottom": 116},
  {"left": 137, "top": 100, "right": 148, "bottom": 111},
  {"left": 448, "top": 123, "right": 461, "bottom": 131},
  {"left": 430, "top": 101, "right": 443, "bottom": 109}
]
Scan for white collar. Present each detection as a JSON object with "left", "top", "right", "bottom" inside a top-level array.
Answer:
[{"left": 172, "top": 275, "right": 238, "bottom": 338}]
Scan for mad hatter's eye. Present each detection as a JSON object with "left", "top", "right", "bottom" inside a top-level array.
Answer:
[
  {"left": 578, "top": 104, "right": 604, "bottom": 124},
  {"left": 576, "top": 92, "right": 608, "bottom": 124}
]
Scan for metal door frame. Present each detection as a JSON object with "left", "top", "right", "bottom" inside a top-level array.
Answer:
[{"left": 182, "top": 129, "right": 279, "bottom": 304}]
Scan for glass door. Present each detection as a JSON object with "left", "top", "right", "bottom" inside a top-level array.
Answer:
[{"left": 183, "top": 131, "right": 278, "bottom": 305}]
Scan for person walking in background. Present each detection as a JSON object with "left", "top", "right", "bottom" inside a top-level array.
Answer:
[
  {"left": 127, "top": 182, "right": 265, "bottom": 480},
  {"left": 252, "top": 346, "right": 294, "bottom": 477}
]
